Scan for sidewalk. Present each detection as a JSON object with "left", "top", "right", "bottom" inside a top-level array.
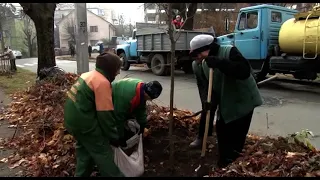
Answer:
[{"left": 0, "top": 89, "right": 22, "bottom": 177}]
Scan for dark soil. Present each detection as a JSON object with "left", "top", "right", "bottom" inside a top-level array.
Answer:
[{"left": 142, "top": 128, "right": 218, "bottom": 177}]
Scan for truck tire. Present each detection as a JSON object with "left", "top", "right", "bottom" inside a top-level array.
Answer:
[
  {"left": 151, "top": 54, "right": 168, "bottom": 76},
  {"left": 93, "top": 49, "right": 98, "bottom": 53},
  {"left": 119, "top": 52, "right": 130, "bottom": 71},
  {"left": 182, "top": 62, "right": 193, "bottom": 74}
]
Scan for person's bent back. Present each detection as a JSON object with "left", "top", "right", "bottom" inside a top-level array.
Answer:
[{"left": 112, "top": 78, "right": 163, "bottom": 142}]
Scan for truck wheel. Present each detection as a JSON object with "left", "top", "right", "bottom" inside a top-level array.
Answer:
[
  {"left": 182, "top": 62, "right": 193, "bottom": 74},
  {"left": 119, "top": 53, "right": 130, "bottom": 71},
  {"left": 151, "top": 54, "right": 168, "bottom": 76},
  {"left": 93, "top": 49, "right": 98, "bottom": 53}
]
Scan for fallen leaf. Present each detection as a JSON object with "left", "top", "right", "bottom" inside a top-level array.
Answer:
[
  {"left": 9, "top": 158, "right": 27, "bottom": 169},
  {"left": 0, "top": 158, "right": 8, "bottom": 163}
]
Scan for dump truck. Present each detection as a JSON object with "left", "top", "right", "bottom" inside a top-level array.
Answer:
[
  {"left": 220, "top": 4, "right": 320, "bottom": 81},
  {"left": 116, "top": 23, "right": 211, "bottom": 76}
]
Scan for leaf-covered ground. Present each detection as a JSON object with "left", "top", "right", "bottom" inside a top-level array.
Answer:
[{"left": 0, "top": 73, "right": 319, "bottom": 177}]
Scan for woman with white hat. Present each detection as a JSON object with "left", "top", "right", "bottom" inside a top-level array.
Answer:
[{"left": 189, "top": 34, "right": 262, "bottom": 168}]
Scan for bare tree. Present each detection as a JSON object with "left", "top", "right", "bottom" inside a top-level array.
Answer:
[
  {"left": 20, "top": 3, "right": 57, "bottom": 76},
  {"left": 115, "top": 14, "right": 125, "bottom": 36},
  {"left": 144, "top": 3, "right": 197, "bottom": 30},
  {"left": 175, "top": 3, "right": 197, "bottom": 30},
  {"left": 61, "top": 17, "right": 94, "bottom": 48},
  {"left": 22, "top": 13, "right": 37, "bottom": 57},
  {"left": 61, "top": 18, "right": 77, "bottom": 45},
  {"left": 0, "top": 3, "right": 16, "bottom": 51},
  {"left": 156, "top": 2, "right": 195, "bottom": 171}
]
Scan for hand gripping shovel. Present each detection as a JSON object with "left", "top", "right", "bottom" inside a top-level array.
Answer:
[{"left": 195, "top": 68, "right": 214, "bottom": 177}]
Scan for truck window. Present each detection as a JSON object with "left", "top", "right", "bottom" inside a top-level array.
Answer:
[
  {"left": 271, "top": 11, "right": 282, "bottom": 23},
  {"left": 238, "top": 11, "right": 258, "bottom": 30},
  {"left": 238, "top": 13, "right": 246, "bottom": 30}
]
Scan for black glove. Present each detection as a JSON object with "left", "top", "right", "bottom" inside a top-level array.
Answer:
[
  {"left": 119, "top": 137, "right": 127, "bottom": 147},
  {"left": 109, "top": 139, "right": 120, "bottom": 147},
  {"left": 203, "top": 102, "right": 212, "bottom": 112},
  {"left": 205, "top": 56, "right": 221, "bottom": 68},
  {"left": 139, "top": 126, "right": 145, "bottom": 135},
  {"left": 110, "top": 138, "right": 127, "bottom": 147}
]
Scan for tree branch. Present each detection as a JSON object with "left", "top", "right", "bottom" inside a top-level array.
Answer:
[{"left": 173, "top": 3, "right": 197, "bottom": 42}]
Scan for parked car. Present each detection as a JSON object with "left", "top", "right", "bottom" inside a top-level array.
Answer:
[
  {"left": 12, "top": 50, "right": 22, "bottom": 59},
  {"left": 92, "top": 45, "right": 100, "bottom": 53}
]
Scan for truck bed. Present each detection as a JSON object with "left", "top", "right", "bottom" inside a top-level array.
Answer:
[{"left": 136, "top": 30, "right": 212, "bottom": 52}]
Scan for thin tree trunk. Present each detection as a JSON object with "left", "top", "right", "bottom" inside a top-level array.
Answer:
[
  {"left": 28, "top": 39, "right": 32, "bottom": 57},
  {"left": 167, "top": 3, "right": 176, "bottom": 171},
  {"left": 0, "top": 23, "right": 5, "bottom": 51}
]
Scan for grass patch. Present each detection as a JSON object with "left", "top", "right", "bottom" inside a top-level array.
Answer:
[{"left": 0, "top": 68, "right": 36, "bottom": 94}]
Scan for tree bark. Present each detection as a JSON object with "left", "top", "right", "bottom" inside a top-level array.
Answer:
[
  {"left": 183, "top": 3, "right": 198, "bottom": 30},
  {"left": 166, "top": 3, "right": 176, "bottom": 171},
  {"left": 20, "top": 3, "right": 56, "bottom": 76},
  {"left": 0, "top": 23, "right": 5, "bottom": 51}
]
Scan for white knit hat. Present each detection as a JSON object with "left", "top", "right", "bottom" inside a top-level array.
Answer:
[{"left": 189, "top": 34, "right": 214, "bottom": 55}]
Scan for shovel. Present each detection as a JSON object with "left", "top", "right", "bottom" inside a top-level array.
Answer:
[{"left": 195, "top": 68, "right": 214, "bottom": 177}]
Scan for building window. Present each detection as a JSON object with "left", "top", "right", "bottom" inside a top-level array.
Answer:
[
  {"left": 238, "top": 11, "right": 258, "bottom": 30},
  {"left": 271, "top": 11, "right": 282, "bottom": 23},
  {"left": 90, "top": 26, "right": 98, "bottom": 32},
  {"left": 147, "top": 17, "right": 156, "bottom": 22},
  {"left": 90, "top": 40, "right": 99, "bottom": 46}
]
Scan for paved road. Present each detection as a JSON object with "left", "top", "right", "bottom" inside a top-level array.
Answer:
[{"left": 16, "top": 58, "right": 320, "bottom": 148}]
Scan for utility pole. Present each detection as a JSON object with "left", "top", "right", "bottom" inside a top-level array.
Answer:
[{"left": 75, "top": 3, "right": 89, "bottom": 74}]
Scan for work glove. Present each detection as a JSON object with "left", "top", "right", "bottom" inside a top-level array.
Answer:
[
  {"left": 203, "top": 102, "right": 212, "bottom": 112},
  {"left": 109, "top": 139, "right": 121, "bottom": 147},
  {"left": 138, "top": 126, "right": 145, "bottom": 135},
  {"left": 119, "top": 137, "right": 127, "bottom": 147},
  {"left": 110, "top": 138, "right": 127, "bottom": 148},
  {"left": 205, "top": 56, "right": 221, "bottom": 68}
]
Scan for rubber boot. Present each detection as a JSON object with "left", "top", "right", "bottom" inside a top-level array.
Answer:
[{"left": 189, "top": 137, "right": 203, "bottom": 148}]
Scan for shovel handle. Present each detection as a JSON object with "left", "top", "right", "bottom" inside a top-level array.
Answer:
[{"left": 201, "top": 68, "right": 214, "bottom": 157}]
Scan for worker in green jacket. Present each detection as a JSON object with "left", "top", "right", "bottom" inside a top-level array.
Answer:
[
  {"left": 64, "top": 52, "right": 125, "bottom": 177},
  {"left": 189, "top": 34, "right": 263, "bottom": 168},
  {"left": 111, "top": 78, "right": 163, "bottom": 142}
]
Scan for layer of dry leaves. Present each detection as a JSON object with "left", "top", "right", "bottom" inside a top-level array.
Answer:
[
  {"left": 0, "top": 73, "right": 319, "bottom": 177},
  {"left": 210, "top": 135, "right": 320, "bottom": 177}
]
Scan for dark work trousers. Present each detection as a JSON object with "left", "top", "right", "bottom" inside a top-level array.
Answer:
[
  {"left": 10, "top": 58, "right": 17, "bottom": 71},
  {"left": 198, "top": 104, "right": 216, "bottom": 138},
  {"left": 89, "top": 52, "right": 92, "bottom": 58},
  {"left": 216, "top": 110, "right": 253, "bottom": 168},
  {"left": 197, "top": 87, "right": 217, "bottom": 138}
]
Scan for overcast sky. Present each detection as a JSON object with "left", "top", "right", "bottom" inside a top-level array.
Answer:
[
  {"left": 88, "top": 3, "right": 145, "bottom": 24},
  {"left": 13, "top": 3, "right": 145, "bottom": 24}
]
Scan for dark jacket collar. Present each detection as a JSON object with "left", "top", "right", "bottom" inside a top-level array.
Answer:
[
  {"left": 208, "top": 42, "right": 220, "bottom": 56},
  {"left": 95, "top": 67, "right": 113, "bottom": 82}
]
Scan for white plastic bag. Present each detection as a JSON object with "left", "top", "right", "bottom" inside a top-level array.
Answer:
[
  {"left": 113, "top": 134, "right": 144, "bottom": 177},
  {"left": 112, "top": 119, "right": 144, "bottom": 177}
]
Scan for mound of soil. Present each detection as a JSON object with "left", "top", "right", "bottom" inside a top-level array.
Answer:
[{"left": 143, "top": 128, "right": 217, "bottom": 177}]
